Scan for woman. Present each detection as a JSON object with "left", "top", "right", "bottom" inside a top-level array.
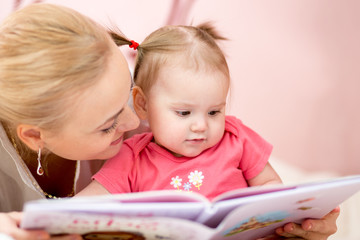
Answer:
[
  {"left": 0, "top": 3, "right": 338, "bottom": 240},
  {"left": 0, "top": 3, "right": 139, "bottom": 239}
]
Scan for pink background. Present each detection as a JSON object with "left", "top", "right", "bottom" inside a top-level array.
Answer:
[{"left": 1, "top": 0, "right": 359, "bottom": 175}]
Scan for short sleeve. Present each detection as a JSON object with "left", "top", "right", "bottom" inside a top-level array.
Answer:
[
  {"left": 226, "top": 116, "right": 273, "bottom": 180},
  {"left": 92, "top": 142, "right": 135, "bottom": 193},
  {"left": 239, "top": 123, "right": 272, "bottom": 180}
]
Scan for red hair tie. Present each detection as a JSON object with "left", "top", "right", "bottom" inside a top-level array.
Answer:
[{"left": 129, "top": 40, "right": 139, "bottom": 50}]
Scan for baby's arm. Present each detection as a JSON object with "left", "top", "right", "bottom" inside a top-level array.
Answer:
[
  {"left": 75, "top": 180, "right": 110, "bottom": 197},
  {"left": 247, "top": 163, "right": 282, "bottom": 187}
]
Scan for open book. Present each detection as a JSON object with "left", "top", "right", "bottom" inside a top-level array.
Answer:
[{"left": 21, "top": 175, "right": 360, "bottom": 240}]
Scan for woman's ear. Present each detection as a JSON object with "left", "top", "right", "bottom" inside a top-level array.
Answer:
[
  {"left": 16, "top": 124, "right": 43, "bottom": 151},
  {"left": 132, "top": 86, "right": 148, "bottom": 120}
]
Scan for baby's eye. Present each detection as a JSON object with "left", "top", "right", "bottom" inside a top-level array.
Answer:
[
  {"left": 176, "top": 111, "right": 191, "bottom": 116},
  {"left": 208, "top": 110, "right": 221, "bottom": 116}
]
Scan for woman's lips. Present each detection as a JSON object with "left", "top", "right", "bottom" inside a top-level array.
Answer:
[{"left": 111, "top": 135, "right": 123, "bottom": 145}]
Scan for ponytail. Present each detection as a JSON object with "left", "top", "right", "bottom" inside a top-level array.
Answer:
[
  {"left": 108, "top": 29, "right": 140, "bottom": 51},
  {"left": 196, "top": 22, "right": 227, "bottom": 41},
  {"left": 108, "top": 30, "right": 131, "bottom": 46}
]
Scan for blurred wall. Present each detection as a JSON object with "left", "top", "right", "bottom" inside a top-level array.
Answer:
[{"left": 1, "top": 0, "right": 359, "bottom": 175}]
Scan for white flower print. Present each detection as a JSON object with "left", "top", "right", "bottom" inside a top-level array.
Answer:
[
  {"left": 170, "top": 176, "right": 182, "bottom": 190},
  {"left": 183, "top": 182, "right": 192, "bottom": 191},
  {"left": 188, "top": 170, "right": 204, "bottom": 190}
]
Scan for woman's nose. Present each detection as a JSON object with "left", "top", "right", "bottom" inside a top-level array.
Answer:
[{"left": 117, "top": 106, "right": 140, "bottom": 132}]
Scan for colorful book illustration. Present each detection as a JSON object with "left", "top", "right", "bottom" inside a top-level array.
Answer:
[{"left": 21, "top": 175, "right": 360, "bottom": 240}]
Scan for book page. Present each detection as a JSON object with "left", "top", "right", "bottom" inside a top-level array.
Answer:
[
  {"left": 197, "top": 175, "right": 360, "bottom": 228},
  {"left": 71, "top": 190, "right": 210, "bottom": 203},
  {"left": 210, "top": 175, "right": 360, "bottom": 240},
  {"left": 22, "top": 201, "right": 206, "bottom": 226},
  {"left": 22, "top": 211, "right": 215, "bottom": 239},
  {"left": 211, "top": 183, "right": 295, "bottom": 203}
]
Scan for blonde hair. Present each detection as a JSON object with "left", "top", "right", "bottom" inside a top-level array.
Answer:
[
  {"left": 0, "top": 3, "right": 112, "bottom": 135},
  {"left": 111, "top": 22, "right": 230, "bottom": 94}
]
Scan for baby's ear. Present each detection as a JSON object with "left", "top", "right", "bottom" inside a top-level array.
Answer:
[{"left": 132, "top": 86, "right": 148, "bottom": 120}]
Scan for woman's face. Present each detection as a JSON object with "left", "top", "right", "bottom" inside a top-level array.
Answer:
[{"left": 42, "top": 44, "right": 140, "bottom": 160}]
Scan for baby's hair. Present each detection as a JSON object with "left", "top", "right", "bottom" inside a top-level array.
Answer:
[
  {"left": 108, "top": 29, "right": 132, "bottom": 47},
  {"left": 109, "top": 22, "right": 230, "bottom": 94},
  {"left": 195, "top": 22, "right": 228, "bottom": 41}
]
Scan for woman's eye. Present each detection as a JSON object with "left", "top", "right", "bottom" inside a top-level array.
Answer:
[
  {"left": 176, "top": 111, "right": 191, "bottom": 116},
  {"left": 209, "top": 110, "right": 220, "bottom": 116},
  {"left": 101, "top": 120, "right": 119, "bottom": 134}
]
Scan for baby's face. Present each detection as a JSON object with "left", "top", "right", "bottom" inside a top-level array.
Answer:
[{"left": 146, "top": 64, "right": 229, "bottom": 157}]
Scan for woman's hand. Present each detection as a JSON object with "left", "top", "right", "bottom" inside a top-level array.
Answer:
[
  {"left": 0, "top": 212, "right": 82, "bottom": 240},
  {"left": 0, "top": 212, "right": 49, "bottom": 240},
  {"left": 270, "top": 207, "right": 340, "bottom": 240}
]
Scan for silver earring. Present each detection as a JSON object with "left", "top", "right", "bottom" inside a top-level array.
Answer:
[{"left": 36, "top": 147, "right": 44, "bottom": 176}]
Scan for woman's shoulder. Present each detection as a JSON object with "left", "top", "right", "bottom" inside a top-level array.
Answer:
[{"left": 0, "top": 125, "right": 44, "bottom": 211}]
